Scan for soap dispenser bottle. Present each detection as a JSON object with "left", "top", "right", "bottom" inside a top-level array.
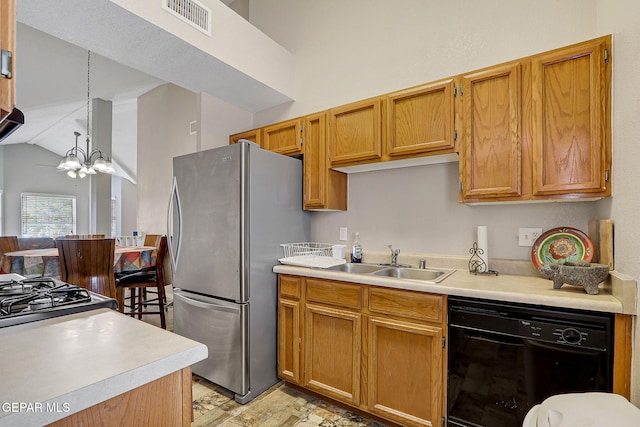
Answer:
[{"left": 351, "top": 232, "right": 362, "bottom": 263}]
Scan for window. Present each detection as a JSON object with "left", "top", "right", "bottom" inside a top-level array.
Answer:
[
  {"left": 21, "top": 193, "right": 76, "bottom": 238},
  {"left": 111, "top": 196, "right": 117, "bottom": 238}
]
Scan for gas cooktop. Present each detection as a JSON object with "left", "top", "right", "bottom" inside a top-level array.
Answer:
[{"left": 0, "top": 275, "right": 118, "bottom": 328}]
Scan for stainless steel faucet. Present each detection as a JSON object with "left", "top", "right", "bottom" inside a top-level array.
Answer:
[{"left": 388, "top": 245, "right": 400, "bottom": 266}]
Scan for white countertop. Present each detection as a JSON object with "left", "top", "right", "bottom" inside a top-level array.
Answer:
[
  {"left": 0, "top": 309, "right": 207, "bottom": 427},
  {"left": 273, "top": 263, "right": 637, "bottom": 315}
]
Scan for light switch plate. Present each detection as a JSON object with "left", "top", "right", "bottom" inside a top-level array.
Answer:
[
  {"left": 519, "top": 228, "right": 543, "bottom": 246},
  {"left": 339, "top": 227, "right": 348, "bottom": 241}
]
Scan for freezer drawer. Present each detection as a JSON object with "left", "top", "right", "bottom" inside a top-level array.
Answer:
[{"left": 173, "top": 290, "right": 248, "bottom": 395}]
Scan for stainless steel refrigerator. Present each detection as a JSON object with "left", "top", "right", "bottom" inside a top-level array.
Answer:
[{"left": 168, "top": 140, "right": 309, "bottom": 404}]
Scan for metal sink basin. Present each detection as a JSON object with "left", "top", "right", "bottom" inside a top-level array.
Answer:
[
  {"left": 373, "top": 267, "right": 455, "bottom": 283},
  {"left": 326, "top": 263, "right": 384, "bottom": 274},
  {"left": 325, "top": 263, "right": 456, "bottom": 284}
]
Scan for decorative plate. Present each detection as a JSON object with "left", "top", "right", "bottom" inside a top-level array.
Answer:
[{"left": 531, "top": 227, "right": 594, "bottom": 269}]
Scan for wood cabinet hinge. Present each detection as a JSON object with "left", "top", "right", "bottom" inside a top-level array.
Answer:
[
  {"left": 605, "top": 169, "right": 610, "bottom": 182},
  {"left": 453, "top": 86, "right": 457, "bottom": 97},
  {"left": 459, "top": 84, "right": 464, "bottom": 96},
  {"left": 604, "top": 48, "right": 610, "bottom": 64},
  {"left": 300, "top": 124, "right": 305, "bottom": 132},
  {"left": 442, "top": 416, "right": 446, "bottom": 427},
  {"left": 459, "top": 181, "right": 463, "bottom": 193},
  {"left": 300, "top": 137, "right": 304, "bottom": 146},
  {"left": 1, "top": 50, "right": 13, "bottom": 79},
  {"left": 453, "top": 130, "right": 458, "bottom": 142},
  {"left": 442, "top": 336, "right": 446, "bottom": 349}
]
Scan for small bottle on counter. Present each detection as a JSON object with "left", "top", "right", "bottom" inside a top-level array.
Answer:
[{"left": 351, "top": 232, "right": 362, "bottom": 263}]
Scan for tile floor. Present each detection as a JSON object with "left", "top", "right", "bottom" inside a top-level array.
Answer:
[{"left": 139, "top": 294, "right": 388, "bottom": 426}]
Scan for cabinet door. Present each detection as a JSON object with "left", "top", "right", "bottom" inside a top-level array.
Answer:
[
  {"left": 385, "top": 79, "right": 455, "bottom": 157},
  {"left": 278, "top": 299, "right": 301, "bottom": 384},
  {"left": 461, "top": 62, "right": 522, "bottom": 200},
  {"left": 531, "top": 37, "right": 611, "bottom": 196},
  {"left": 229, "top": 128, "right": 263, "bottom": 147},
  {"left": 278, "top": 276, "right": 302, "bottom": 384},
  {"left": 304, "top": 303, "right": 361, "bottom": 406},
  {"left": 303, "top": 112, "right": 347, "bottom": 210},
  {"left": 0, "top": 0, "right": 15, "bottom": 121},
  {"left": 328, "top": 97, "right": 382, "bottom": 165},
  {"left": 264, "top": 118, "right": 303, "bottom": 155},
  {"left": 367, "top": 317, "right": 444, "bottom": 427}
]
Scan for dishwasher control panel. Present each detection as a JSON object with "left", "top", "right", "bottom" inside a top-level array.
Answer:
[{"left": 518, "top": 319, "right": 608, "bottom": 351}]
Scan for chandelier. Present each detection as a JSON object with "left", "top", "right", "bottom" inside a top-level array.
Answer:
[{"left": 57, "top": 51, "right": 114, "bottom": 178}]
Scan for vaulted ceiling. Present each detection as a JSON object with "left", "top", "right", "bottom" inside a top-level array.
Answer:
[{"left": 3, "top": 0, "right": 291, "bottom": 182}]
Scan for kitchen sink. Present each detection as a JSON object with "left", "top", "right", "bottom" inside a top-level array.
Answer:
[
  {"left": 325, "top": 263, "right": 455, "bottom": 284},
  {"left": 326, "top": 263, "right": 384, "bottom": 274},
  {"left": 373, "top": 267, "right": 455, "bottom": 283}
]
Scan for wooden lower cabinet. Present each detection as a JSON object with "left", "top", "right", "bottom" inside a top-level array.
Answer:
[
  {"left": 48, "top": 367, "right": 193, "bottom": 427},
  {"left": 367, "top": 317, "right": 444, "bottom": 427},
  {"left": 278, "top": 298, "right": 301, "bottom": 384},
  {"left": 304, "top": 304, "right": 361, "bottom": 405},
  {"left": 277, "top": 275, "right": 446, "bottom": 427}
]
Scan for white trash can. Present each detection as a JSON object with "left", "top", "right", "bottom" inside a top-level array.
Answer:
[{"left": 523, "top": 392, "right": 640, "bottom": 427}]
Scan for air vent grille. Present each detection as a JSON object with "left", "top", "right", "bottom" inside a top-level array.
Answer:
[{"left": 164, "top": 0, "right": 211, "bottom": 35}]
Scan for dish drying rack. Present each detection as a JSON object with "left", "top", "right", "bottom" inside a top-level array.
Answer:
[{"left": 279, "top": 242, "right": 346, "bottom": 268}]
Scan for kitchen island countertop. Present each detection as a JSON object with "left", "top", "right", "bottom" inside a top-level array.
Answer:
[
  {"left": 273, "top": 264, "right": 637, "bottom": 315},
  {"left": 0, "top": 308, "right": 207, "bottom": 427}
]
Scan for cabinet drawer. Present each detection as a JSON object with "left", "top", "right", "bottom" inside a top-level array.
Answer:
[
  {"left": 369, "top": 287, "right": 444, "bottom": 323},
  {"left": 279, "top": 275, "right": 302, "bottom": 299},
  {"left": 306, "top": 278, "right": 363, "bottom": 310}
]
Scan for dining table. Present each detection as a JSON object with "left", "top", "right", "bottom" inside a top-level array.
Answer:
[{"left": 0, "top": 246, "right": 157, "bottom": 278}]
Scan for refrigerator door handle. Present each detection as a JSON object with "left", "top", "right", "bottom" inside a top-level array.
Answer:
[
  {"left": 167, "top": 176, "right": 183, "bottom": 273},
  {"left": 174, "top": 290, "right": 242, "bottom": 313}
]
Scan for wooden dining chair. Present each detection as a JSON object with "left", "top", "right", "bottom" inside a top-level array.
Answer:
[
  {"left": 65, "top": 234, "right": 106, "bottom": 239},
  {"left": 115, "top": 236, "right": 168, "bottom": 329},
  {"left": 143, "top": 234, "right": 162, "bottom": 248},
  {"left": 56, "top": 238, "right": 116, "bottom": 298},
  {"left": 0, "top": 236, "right": 19, "bottom": 274}
]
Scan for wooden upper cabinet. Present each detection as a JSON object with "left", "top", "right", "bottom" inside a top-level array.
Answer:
[
  {"left": 303, "top": 112, "right": 347, "bottom": 210},
  {"left": 531, "top": 36, "right": 611, "bottom": 197},
  {"left": 328, "top": 97, "right": 382, "bottom": 165},
  {"left": 461, "top": 62, "right": 522, "bottom": 200},
  {"left": 229, "top": 128, "right": 263, "bottom": 147},
  {"left": 0, "top": 0, "right": 16, "bottom": 121},
  {"left": 385, "top": 79, "right": 455, "bottom": 157},
  {"left": 263, "top": 118, "right": 303, "bottom": 156}
]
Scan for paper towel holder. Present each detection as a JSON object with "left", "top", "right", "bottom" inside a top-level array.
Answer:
[{"left": 468, "top": 242, "right": 499, "bottom": 275}]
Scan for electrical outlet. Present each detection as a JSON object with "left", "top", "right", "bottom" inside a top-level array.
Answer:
[
  {"left": 339, "top": 227, "right": 348, "bottom": 241},
  {"left": 518, "top": 228, "right": 543, "bottom": 246}
]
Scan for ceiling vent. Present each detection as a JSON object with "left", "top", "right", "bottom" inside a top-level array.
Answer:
[{"left": 163, "top": 0, "right": 211, "bottom": 35}]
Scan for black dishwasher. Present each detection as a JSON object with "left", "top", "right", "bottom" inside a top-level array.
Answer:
[{"left": 447, "top": 296, "right": 614, "bottom": 427}]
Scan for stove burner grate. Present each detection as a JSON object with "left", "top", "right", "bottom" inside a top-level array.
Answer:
[{"left": 0, "top": 280, "right": 92, "bottom": 315}]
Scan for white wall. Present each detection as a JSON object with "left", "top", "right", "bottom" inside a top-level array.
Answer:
[
  {"left": 120, "top": 178, "right": 138, "bottom": 235},
  {"left": 1, "top": 143, "right": 91, "bottom": 235},
  {"left": 136, "top": 83, "right": 253, "bottom": 235},
  {"left": 137, "top": 83, "right": 198, "bottom": 235},
  {"left": 248, "top": 0, "right": 640, "bottom": 403},
  {"left": 198, "top": 92, "right": 254, "bottom": 151}
]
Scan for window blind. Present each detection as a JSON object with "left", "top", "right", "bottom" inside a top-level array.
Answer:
[{"left": 21, "top": 193, "right": 76, "bottom": 238}]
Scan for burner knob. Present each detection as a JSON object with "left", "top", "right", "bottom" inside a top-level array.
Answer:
[{"left": 562, "top": 327, "right": 582, "bottom": 344}]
